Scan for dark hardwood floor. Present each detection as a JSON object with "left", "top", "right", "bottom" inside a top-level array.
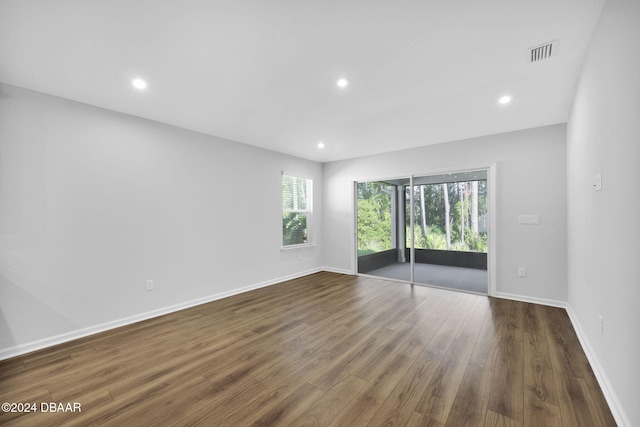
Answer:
[{"left": 0, "top": 272, "right": 616, "bottom": 426}]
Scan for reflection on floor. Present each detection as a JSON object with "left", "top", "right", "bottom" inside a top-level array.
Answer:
[{"left": 365, "top": 262, "right": 487, "bottom": 294}]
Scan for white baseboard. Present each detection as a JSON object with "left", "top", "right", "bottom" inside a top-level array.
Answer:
[
  {"left": 0, "top": 267, "right": 323, "bottom": 361},
  {"left": 321, "top": 266, "right": 353, "bottom": 275},
  {"left": 492, "top": 291, "right": 567, "bottom": 308},
  {"left": 492, "top": 292, "right": 629, "bottom": 425},
  {"left": 565, "top": 305, "right": 631, "bottom": 427},
  {"left": 3, "top": 270, "right": 629, "bottom": 427}
]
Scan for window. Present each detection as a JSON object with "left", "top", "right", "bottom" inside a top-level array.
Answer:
[{"left": 282, "top": 174, "right": 313, "bottom": 248}]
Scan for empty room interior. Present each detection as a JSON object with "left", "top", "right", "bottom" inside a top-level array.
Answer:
[{"left": 0, "top": 0, "right": 638, "bottom": 426}]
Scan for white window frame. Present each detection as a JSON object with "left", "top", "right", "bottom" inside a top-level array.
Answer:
[{"left": 281, "top": 173, "right": 314, "bottom": 250}]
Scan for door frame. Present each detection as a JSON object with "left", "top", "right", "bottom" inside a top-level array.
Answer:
[{"left": 352, "top": 163, "right": 497, "bottom": 296}]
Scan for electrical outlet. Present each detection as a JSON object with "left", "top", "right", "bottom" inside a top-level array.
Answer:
[
  {"left": 598, "top": 314, "right": 604, "bottom": 334},
  {"left": 146, "top": 280, "right": 154, "bottom": 291},
  {"left": 518, "top": 268, "right": 527, "bottom": 278}
]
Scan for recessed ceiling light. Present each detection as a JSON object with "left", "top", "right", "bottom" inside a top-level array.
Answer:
[
  {"left": 498, "top": 95, "right": 512, "bottom": 105},
  {"left": 336, "top": 78, "right": 349, "bottom": 88},
  {"left": 317, "top": 142, "right": 325, "bottom": 148},
  {"left": 132, "top": 78, "right": 147, "bottom": 90}
]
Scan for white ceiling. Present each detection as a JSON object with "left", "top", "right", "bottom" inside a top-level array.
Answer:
[{"left": 0, "top": 0, "right": 605, "bottom": 162}]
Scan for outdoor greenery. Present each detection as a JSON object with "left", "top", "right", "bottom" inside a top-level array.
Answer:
[
  {"left": 410, "top": 180, "right": 487, "bottom": 252},
  {"left": 283, "top": 212, "right": 308, "bottom": 246},
  {"left": 357, "top": 182, "right": 392, "bottom": 255},
  {"left": 282, "top": 175, "right": 311, "bottom": 246},
  {"left": 357, "top": 179, "right": 487, "bottom": 255}
]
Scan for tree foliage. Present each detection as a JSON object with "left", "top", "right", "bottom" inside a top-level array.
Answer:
[
  {"left": 357, "top": 182, "right": 392, "bottom": 255},
  {"left": 357, "top": 179, "right": 488, "bottom": 255},
  {"left": 409, "top": 181, "right": 487, "bottom": 252},
  {"left": 283, "top": 212, "right": 307, "bottom": 245}
]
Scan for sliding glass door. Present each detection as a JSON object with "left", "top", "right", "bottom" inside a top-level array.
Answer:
[
  {"left": 356, "top": 170, "right": 489, "bottom": 294},
  {"left": 356, "top": 180, "right": 410, "bottom": 281}
]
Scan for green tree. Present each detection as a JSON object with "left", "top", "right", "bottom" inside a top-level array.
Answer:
[
  {"left": 357, "top": 182, "right": 393, "bottom": 255},
  {"left": 409, "top": 180, "right": 487, "bottom": 253}
]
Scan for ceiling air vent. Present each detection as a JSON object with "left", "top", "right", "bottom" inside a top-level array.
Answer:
[{"left": 529, "top": 41, "right": 556, "bottom": 62}]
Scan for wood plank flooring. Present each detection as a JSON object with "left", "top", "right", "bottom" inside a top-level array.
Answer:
[{"left": 0, "top": 272, "right": 616, "bottom": 426}]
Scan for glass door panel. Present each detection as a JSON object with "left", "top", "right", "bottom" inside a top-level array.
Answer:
[
  {"left": 356, "top": 180, "right": 410, "bottom": 281},
  {"left": 409, "top": 172, "right": 488, "bottom": 293}
]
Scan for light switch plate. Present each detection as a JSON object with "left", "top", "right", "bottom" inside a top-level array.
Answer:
[
  {"left": 518, "top": 215, "right": 540, "bottom": 225},
  {"left": 594, "top": 173, "right": 602, "bottom": 191}
]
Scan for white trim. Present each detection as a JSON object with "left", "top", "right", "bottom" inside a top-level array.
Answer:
[
  {"left": 321, "top": 266, "right": 353, "bottom": 275},
  {"left": 492, "top": 291, "right": 567, "bottom": 308},
  {"left": 409, "top": 175, "right": 415, "bottom": 283},
  {"left": 487, "top": 163, "right": 497, "bottom": 297},
  {"left": 1, "top": 268, "right": 628, "bottom": 427},
  {"left": 282, "top": 174, "right": 314, "bottom": 248},
  {"left": 351, "top": 162, "right": 493, "bottom": 185},
  {"left": 490, "top": 291, "right": 628, "bottom": 425},
  {"left": 351, "top": 163, "right": 496, "bottom": 295},
  {"left": 350, "top": 181, "right": 357, "bottom": 274},
  {"left": 0, "top": 267, "right": 322, "bottom": 361},
  {"left": 565, "top": 305, "right": 631, "bottom": 427},
  {"left": 280, "top": 170, "right": 315, "bottom": 181},
  {"left": 487, "top": 291, "right": 629, "bottom": 425},
  {"left": 281, "top": 243, "right": 316, "bottom": 251}
]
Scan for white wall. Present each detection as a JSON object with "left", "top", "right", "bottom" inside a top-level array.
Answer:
[
  {"left": 0, "top": 83, "right": 322, "bottom": 356},
  {"left": 323, "top": 124, "right": 567, "bottom": 303},
  {"left": 567, "top": 0, "right": 640, "bottom": 425}
]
